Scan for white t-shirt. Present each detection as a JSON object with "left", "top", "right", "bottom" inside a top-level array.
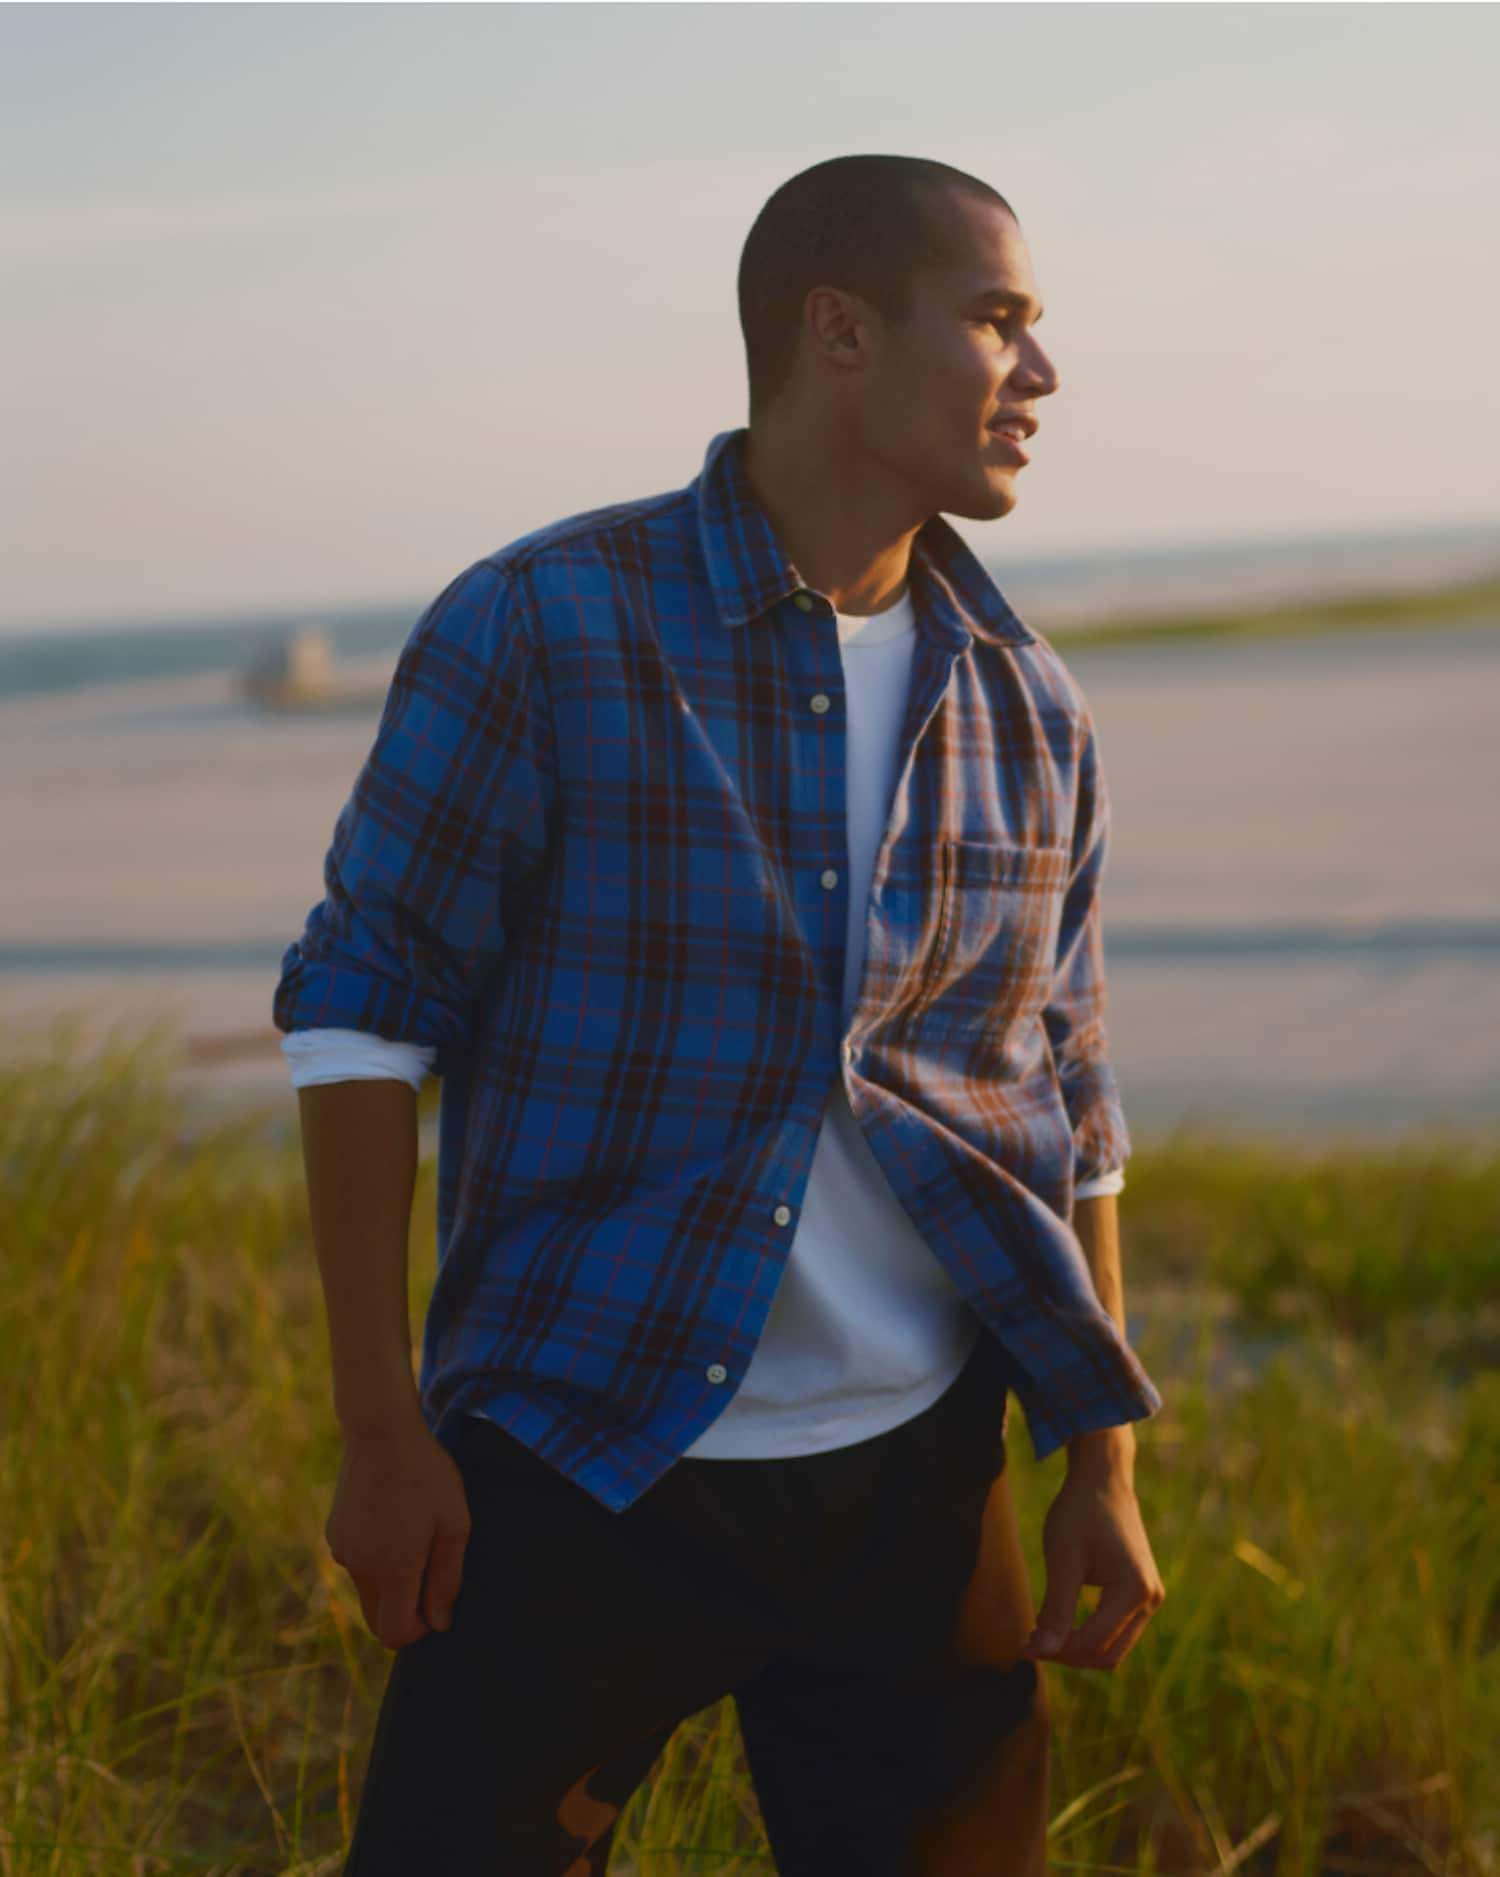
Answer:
[{"left": 281, "top": 583, "right": 1123, "bottom": 1457}]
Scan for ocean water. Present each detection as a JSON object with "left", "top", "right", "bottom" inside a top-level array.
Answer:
[{"left": 1, "top": 517, "right": 1494, "bottom": 706}]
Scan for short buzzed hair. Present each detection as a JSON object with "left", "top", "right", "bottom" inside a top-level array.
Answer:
[{"left": 737, "top": 154, "right": 1016, "bottom": 422}]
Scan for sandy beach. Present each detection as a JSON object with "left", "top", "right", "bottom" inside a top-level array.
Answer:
[{"left": 3, "top": 615, "right": 1497, "bottom": 1146}]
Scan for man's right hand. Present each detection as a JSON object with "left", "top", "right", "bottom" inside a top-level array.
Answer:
[{"left": 325, "top": 1422, "right": 473, "bottom": 1650}]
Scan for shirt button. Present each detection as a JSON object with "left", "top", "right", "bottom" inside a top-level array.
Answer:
[
  {"left": 793, "top": 591, "right": 815, "bottom": 612},
  {"left": 821, "top": 868, "right": 839, "bottom": 889},
  {"left": 772, "top": 1203, "right": 793, "bottom": 1226},
  {"left": 706, "top": 1363, "right": 728, "bottom": 1384},
  {"left": 809, "top": 693, "right": 831, "bottom": 714}
]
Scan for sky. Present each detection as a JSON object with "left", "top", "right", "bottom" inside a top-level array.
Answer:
[{"left": 3, "top": 1, "right": 1497, "bottom": 634}]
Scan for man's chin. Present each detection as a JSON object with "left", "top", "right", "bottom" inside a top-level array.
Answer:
[{"left": 940, "top": 473, "right": 1019, "bottom": 523}]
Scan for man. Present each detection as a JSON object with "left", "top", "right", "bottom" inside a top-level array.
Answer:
[{"left": 274, "top": 152, "right": 1166, "bottom": 1876}]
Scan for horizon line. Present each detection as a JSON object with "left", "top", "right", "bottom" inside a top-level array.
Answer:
[{"left": 3, "top": 510, "right": 1496, "bottom": 644}]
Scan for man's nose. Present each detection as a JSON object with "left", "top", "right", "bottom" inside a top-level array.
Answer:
[{"left": 1018, "top": 335, "right": 1060, "bottom": 396}]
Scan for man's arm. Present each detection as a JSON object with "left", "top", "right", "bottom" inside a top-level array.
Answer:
[
  {"left": 272, "top": 560, "right": 558, "bottom": 1651},
  {"left": 1065, "top": 1190, "right": 1136, "bottom": 1484},
  {"left": 1022, "top": 701, "right": 1164, "bottom": 1670},
  {"left": 1040, "top": 703, "right": 1141, "bottom": 1473},
  {"left": 1041, "top": 709, "right": 1132, "bottom": 1193},
  {"left": 296, "top": 1077, "right": 424, "bottom": 1438},
  {"left": 272, "top": 557, "right": 557, "bottom": 1077},
  {"left": 1024, "top": 1184, "right": 1165, "bottom": 1669},
  {"left": 295, "top": 1065, "right": 475, "bottom": 1656}
]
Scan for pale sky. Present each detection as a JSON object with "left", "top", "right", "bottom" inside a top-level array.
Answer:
[{"left": 3, "top": 1, "right": 1497, "bottom": 633}]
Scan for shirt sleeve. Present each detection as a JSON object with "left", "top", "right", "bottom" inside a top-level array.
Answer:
[
  {"left": 271, "top": 559, "right": 557, "bottom": 1079},
  {"left": 1042, "top": 708, "right": 1133, "bottom": 1189},
  {"left": 280, "top": 1027, "right": 437, "bottom": 1093}
]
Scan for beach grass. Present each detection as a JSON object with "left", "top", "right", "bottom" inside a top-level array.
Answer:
[
  {"left": 1041, "top": 571, "right": 1500, "bottom": 650},
  {"left": 2, "top": 1015, "right": 1496, "bottom": 1875}
]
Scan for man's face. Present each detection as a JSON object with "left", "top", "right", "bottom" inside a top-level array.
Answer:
[{"left": 855, "top": 194, "right": 1059, "bottom": 523}]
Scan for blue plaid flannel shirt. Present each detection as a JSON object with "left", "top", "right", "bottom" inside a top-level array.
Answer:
[{"left": 273, "top": 426, "right": 1162, "bottom": 1511}]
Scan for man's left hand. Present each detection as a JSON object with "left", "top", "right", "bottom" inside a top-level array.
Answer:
[{"left": 1020, "top": 1458, "right": 1165, "bottom": 1671}]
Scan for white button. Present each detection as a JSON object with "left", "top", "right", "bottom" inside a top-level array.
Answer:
[
  {"left": 821, "top": 869, "right": 838, "bottom": 889},
  {"left": 809, "top": 693, "right": 830, "bottom": 713},
  {"left": 706, "top": 1363, "right": 728, "bottom": 1384},
  {"left": 772, "top": 1204, "right": 793, "bottom": 1226},
  {"left": 793, "top": 591, "right": 815, "bottom": 612}
]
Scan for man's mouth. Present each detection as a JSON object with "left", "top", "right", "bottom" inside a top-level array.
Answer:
[{"left": 987, "top": 425, "right": 1031, "bottom": 464}]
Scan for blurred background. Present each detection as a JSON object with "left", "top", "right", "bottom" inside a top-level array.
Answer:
[{"left": 2, "top": 0, "right": 1497, "bottom": 1143}]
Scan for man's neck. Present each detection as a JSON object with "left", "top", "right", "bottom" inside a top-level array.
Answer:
[{"left": 741, "top": 418, "right": 923, "bottom": 617}]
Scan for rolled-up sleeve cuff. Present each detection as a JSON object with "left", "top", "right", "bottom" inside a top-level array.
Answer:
[
  {"left": 272, "top": 936, "right": 471, "bottom": 1078},
  {"left": 1059, "top": 1054, "right": 1133, "bottom": 1192},
  {"left": 281, "top": 1027, "right": 436, "bottom": 1093},
  {"left": 1007, "top": 1331, "right": 1164, "bottom": 1465}
]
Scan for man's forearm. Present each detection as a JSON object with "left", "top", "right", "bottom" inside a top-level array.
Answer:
[
  {"left": 296, "top": 1078, "right": 426, "bottom": 1437},
  {"left": 1075, "top": 1190, "right": 1126, "bottom": 1336},
  {"left": 1067, "top": 1190, "right": 1137, "bottom": 1478}
]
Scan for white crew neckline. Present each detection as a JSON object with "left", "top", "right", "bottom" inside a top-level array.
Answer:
[{"left": 834, "top": 585, "right": 916, "bottom": 648}]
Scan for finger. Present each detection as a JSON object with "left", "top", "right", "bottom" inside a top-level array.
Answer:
[
  {"left": 1098, "top": 1605, "right": 1154, "bottom": 1671},
  {"left": 422, "top": 1527, "right": 470, "bottom": 1631},
  {"left": 348, "top": 1570, "right": 381, "bottom": 1640},
  {"left": 1027, "top": 1559, "right": 1086, "bottom": 1654},
  {"left": 1060, "top": 1584, "right": 1140, "bottom": 1662},
  {"left": 376, "top": 1565, "right": 430, "bottom": 1650},
  {"left": 1058, "top": 1591, "right": 1153, "bottom": 1670}
]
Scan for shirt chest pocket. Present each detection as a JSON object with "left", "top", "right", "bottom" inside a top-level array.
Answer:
[{"left": 919, "top": 837, "right": 1071, "bottom": 1047}]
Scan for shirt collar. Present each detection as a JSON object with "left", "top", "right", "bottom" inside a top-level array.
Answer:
[{"left": 692, "top": 425, "right": 1035, "bottom": 652}]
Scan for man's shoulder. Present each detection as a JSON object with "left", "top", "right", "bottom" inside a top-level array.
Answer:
[
  {"left": 984, "top": 606, "right": 1095, "bottom": 731},
  {"left": 412, "top": 479, "right": 701, "bottom": 652},
  {"left": 480, "top": 478, "right": 697, "bottom": 585}
]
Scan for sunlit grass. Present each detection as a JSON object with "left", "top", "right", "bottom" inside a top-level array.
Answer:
[
  {"left": 1044, "top": 573, "right": 1500, "bottom": 650},
  {"left": 2, "top": 1012, "right": 1496, "bottom": 1874}
]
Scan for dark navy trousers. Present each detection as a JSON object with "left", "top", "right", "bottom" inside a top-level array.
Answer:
[{"left": 340, "top": 1328, "right": 1049, "bottom": 1875}]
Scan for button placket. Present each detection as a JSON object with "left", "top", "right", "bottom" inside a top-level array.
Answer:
[
  {"left": 804, "top": 662, "right": 841, "bottom": 902},
  {"left": 791, "top": 589, "right": 848, "bottom": 1025}
]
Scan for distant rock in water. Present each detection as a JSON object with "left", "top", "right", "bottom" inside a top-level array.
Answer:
[{"left": 240, "top": 627, "right": 387, "bottom": 712}]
